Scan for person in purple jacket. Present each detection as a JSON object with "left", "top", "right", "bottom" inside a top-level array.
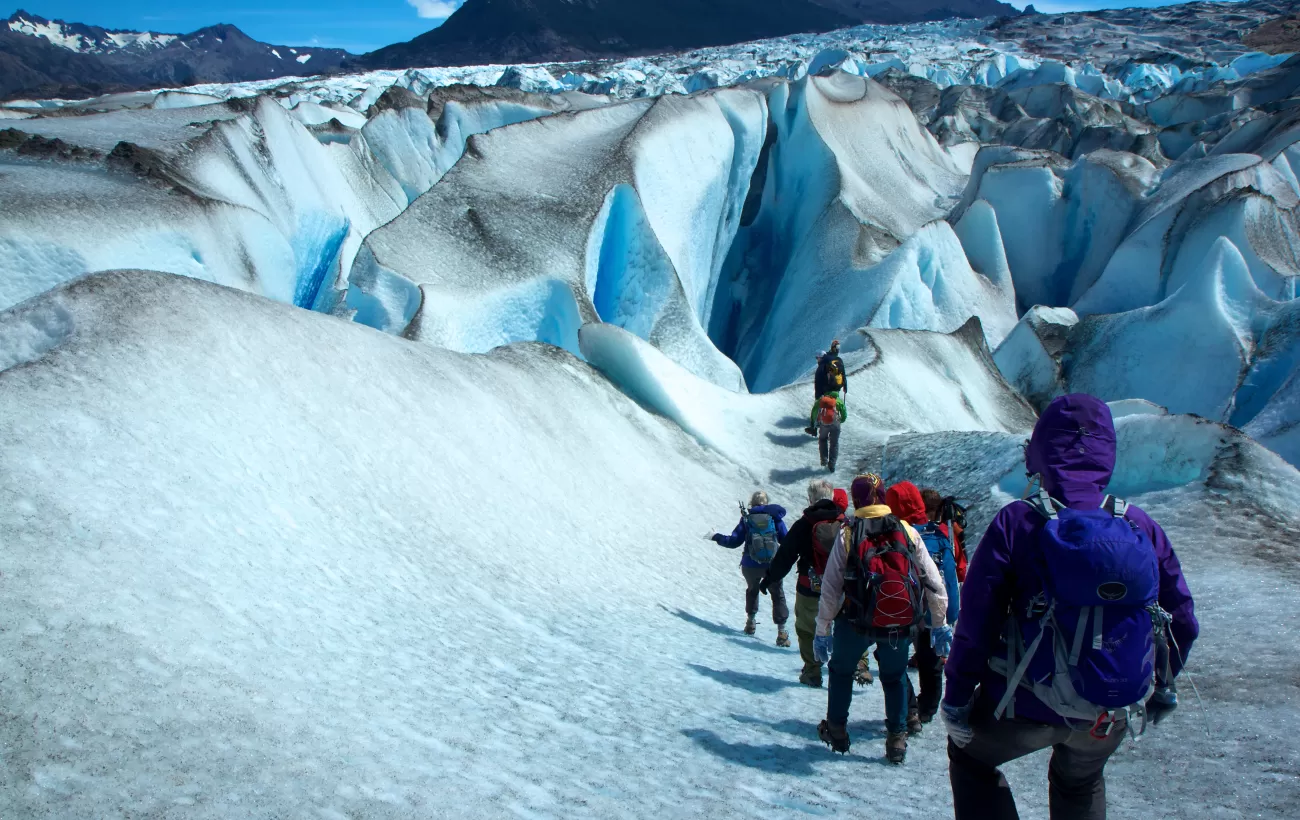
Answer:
[{"left": 941, "top": 394, "right": 1199, "bottom": 820}]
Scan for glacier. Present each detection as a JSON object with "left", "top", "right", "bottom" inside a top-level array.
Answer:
[
  {"left": 0, "top": 270, "right": 1297, "bottom": 818},
  {"left": 3, "top": 2, "right": 1300, "bottom": 816}
]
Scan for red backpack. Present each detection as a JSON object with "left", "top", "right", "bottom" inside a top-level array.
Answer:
[
  {"left": 807, "top": 516, "right": 844, "bottom": 594},
  {"left": 841, "top": 516, "right": 924, "bottom": 633},
  {"left": 817, "top": 395, "right": 839, "bottom": 426}
]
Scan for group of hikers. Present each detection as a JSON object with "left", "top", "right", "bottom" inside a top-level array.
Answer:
[{"left": 706, "top": 356, "right": 1200, "bottom": 819}]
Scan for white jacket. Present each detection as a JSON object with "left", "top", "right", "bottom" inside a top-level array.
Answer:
[{"left": 815, "top": 507, "right": 949, "bottom": 638}]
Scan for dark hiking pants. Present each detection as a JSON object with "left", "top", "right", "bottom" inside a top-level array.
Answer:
[
  {"left": 949, "top": 695, "right": 1126, "bottom": 820},
  {"left": 741, "top": 565, "right": 788, "bottom": 626},
  {"left": 827, "top": 618, "right": 910, "bottom": 733},
  {"left": 818, "top": 422, "right": 840, "bottom": 470},
  {"left": 907, "top": 627, "right": 944, "bottom": 717}
]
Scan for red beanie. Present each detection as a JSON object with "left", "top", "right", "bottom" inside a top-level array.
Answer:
[{"left": 832, "top": 488, "right": 849, "bottom": 513}]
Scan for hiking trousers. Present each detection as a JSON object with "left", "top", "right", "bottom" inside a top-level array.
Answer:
[
  {"left": 741, "top": 565, "right": 788, "bottom": 626},
  {"left": 827, "top": 619, "right": 911, "bottom": 733},
  {"left": 907, "top": 627, "right": 944, "bottom": 717},
  {"left": 948, "top": 694, "right": 1126, "bottom": 820},
  {"left": 818, "top": 422, "right": 840, "bottom": 470},
  {"left": 794, "top": 593, "right": 821, "bottom": 673}
]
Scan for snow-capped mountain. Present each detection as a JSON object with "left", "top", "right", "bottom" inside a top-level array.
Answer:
[
  {"left": 352, "top": 0, "right": 1015, "bottom": 70},
  {"left": 1, "top": 10, "right": 351, "bottom": 100},
  {"left": 7, "top": 9, "right": 180, "bottom": 53}
]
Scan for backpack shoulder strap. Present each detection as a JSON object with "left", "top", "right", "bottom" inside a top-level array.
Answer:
[
  {"left": 1025, "top": 490, "right": 1060, "bottom": 521},
  {"left": 1103, "top": 495, "right": 1129, "bottom": 518}
]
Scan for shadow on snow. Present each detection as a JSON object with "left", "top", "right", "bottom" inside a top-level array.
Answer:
[
  {"left": 661, "top": 606, "right": 737, "bottom": 636},
  {"left": 681, "top": 729, "right": 820, "bottom": 776},
  {"left": 769, "top": 466, "right": 828, "bottom": 484},
  {"left": 688, "top": 663, "right": 800, "bottom": 694},
  {"left": 766, "top": 430, "right": 816, "bottom": 449}
]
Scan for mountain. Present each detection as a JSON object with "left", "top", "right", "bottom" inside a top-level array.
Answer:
[
  {"left": 2, "top": 10, "right": 351, "bottom": 100},
  {"left": 355, "top": 0, "right": 1020, "bottom": 71},
  {"left": 810, "top": 0, "right": 1017, "bottom": 24},
  {"left": 354, "top": 0, "right": 847, "bottom": 69}
]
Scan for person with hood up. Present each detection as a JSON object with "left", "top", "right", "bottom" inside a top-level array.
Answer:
[
  {"left": 707, "top": 491, "right": 791, "bottom": 645},
  {"left": 760, "top": 479, "right": 845, "bottom": 687},
  {"left": 813, "top": 474, "right": 950, "bottom": 764},
  {"left": 941, "top": 394, "right": 1199, "bottom": 820},
  {"left": 888, "top": 481, "right": 961, "bottom": 734}
]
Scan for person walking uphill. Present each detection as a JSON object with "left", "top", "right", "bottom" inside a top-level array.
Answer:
[
  {"left": 707, "top": 491, "right": 791, "bottom": 645},
  {"left": 807, "top": 390, "right": 847, "bottom": 469},
  {"left": 941, "top": 394, "right": 1199, "bottom": 820},
  {"left": 813, "top": 341, "right": 849, "bottom": 400},
  {"left": 813, "top": 474, "right": 950, "bottom": 764},
  {"left": 760, "top": 479, "right": 845, "bottom": 687}
]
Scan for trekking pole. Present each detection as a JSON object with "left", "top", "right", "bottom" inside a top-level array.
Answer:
[{"left": 1169, "top": 629, "right": 1212, "bottom": 741}]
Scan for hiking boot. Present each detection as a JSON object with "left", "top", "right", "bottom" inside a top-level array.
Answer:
[
  {"left": 818, "top": 720, "right": 850, "bottom": 754},
  {"left": 907, "top": 709, "right": 923, "bottom": 736},
  {"left": 776, "top": 628, "right": 791, "bottom": 648},
  {"left": 820, "top": 456, "right": 827, "bottom": 466},
  {"left": 743, "top": 617, "right": 756, "bottom": 636},
  {"left": 799, "top": 667, "right": 823, "bottom": 688},
  {"left": 886, "top": 731, "right": 908, "bottom": 764},
  {"left": 855, "top": 659, "right": 874, "bottom": 686},
  {"left": 827, "top": 463, "right": 835, "bottom": 472},
  {"left": 919, "top": 710, "right": 936, "bottom": 725}
]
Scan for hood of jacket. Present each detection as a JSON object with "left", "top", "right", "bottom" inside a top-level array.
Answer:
[
  {"left": 854, "top": 504, "right": 892, "bottom": 519},
  {"left": 832, "top": 489, "right": 849, "bottom": 513},
  {"left": 749, "top": 504, "right": 787, "bottom": 520},
  {"left": 1026, "top": 394, "right": 1116, "bottom": 509},
  {"left": 886, "top": 482, "right": 929, "bottom": 526},
  {"left": 801, "top": 498, "right": 842, "bottom": 522}
]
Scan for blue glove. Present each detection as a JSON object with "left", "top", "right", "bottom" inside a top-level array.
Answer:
[
  {"left": 1146, "top": 685, "right": 1178, "bottom": 726},
  {"left": 931, "top": 625, "right": 954, "bottom": 657},
  {"left": 813, "top": 634, "right": 833, "bottom": 664},
  {"left": 941, "top": 701, "right": 974, "bottom": 747}
]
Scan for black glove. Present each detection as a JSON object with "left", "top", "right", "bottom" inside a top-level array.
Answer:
[
  {"left": 758, "top": 577, "right": 770, "bottom": 596},
  {"left": 1146, "top": 685, "right": 1178, "bottom": 726}
]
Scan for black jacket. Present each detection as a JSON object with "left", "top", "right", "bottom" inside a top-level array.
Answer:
[
  {"left": 814, "top": 355, "right": 848, "bottom": 398},
  {"left": 763, "top": 499, "right": 843, "bottom": 598}
]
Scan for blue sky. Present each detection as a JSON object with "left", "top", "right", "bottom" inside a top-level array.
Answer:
[{"left": 3, "top": 1, "right": 1223, "bottom": 54}]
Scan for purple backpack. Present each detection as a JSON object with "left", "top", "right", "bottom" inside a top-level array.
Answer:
[{"left": 991, "top": 492, "right": 1161, "bottom": 725}]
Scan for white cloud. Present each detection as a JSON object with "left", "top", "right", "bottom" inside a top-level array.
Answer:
[{"left": 406, "top": 0, "right": 462, "bottom": 19}]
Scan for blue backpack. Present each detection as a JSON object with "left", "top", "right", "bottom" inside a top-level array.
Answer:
[
  {"left": 991, "top": 492, "right": 1161, "bottom": 724},
  {"left": 744, "top": 511, "right": 780, "bottom": 564},
  {"left": 916, "top": 523, "right": 960, "bottom": 626}
]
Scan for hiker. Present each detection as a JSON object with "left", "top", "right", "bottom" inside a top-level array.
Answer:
[
  {"left": 760, "top": 479, "right": 845, "bottom": 687},
  {"left": 889, "top": 481, "right": 961, "bottom": 733},
  {"left": 813, "top": 340, "right": 849, "bottom": 400},
  {"left": 805, "top": 390, "right": 846, "bottom": 469},
  {"left": 942, "top": 394, "right": 1199, "bottom": 820},
  {"left": 813, "top": 474, "right": 950, "bottom": 764},
  {"left": 706, "top": 491, "right": 791, "bottom": 646},
  {"left": 924, "top": 489, "right": 969, "bottom": 582}
]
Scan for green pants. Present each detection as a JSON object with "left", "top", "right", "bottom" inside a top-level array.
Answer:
[{"left": 795, "top": 593, "right": 821, "bottom": 674}]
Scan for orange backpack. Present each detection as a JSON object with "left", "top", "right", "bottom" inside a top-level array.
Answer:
[{"left": 818, "top": 395, "right": 839, "bottom": 425}]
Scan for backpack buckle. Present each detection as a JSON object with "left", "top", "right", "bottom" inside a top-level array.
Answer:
[{"left": 1090, "top": 712, "right": 1118, "bottom": 740}]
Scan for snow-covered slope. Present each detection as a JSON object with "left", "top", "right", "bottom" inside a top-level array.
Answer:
[{"left": 1, "top": 270, "right": 1296, "bottom": 818}]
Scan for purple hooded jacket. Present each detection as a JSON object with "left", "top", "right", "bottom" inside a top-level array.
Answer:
[{"left": 944, "top": 394, "right": 1199, "bottom": 725}]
